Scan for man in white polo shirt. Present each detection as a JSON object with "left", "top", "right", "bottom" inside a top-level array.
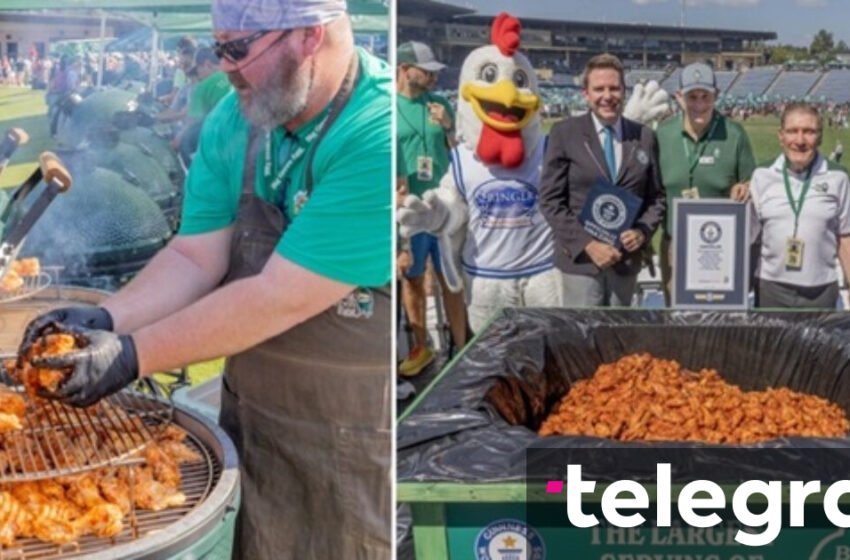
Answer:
[{"left": 749, "top": 102, "right": 850, "bottom": 308}]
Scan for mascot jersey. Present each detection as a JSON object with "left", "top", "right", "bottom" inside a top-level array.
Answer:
[{"left": 451, "top": 139, "right": 553, "bottom": 278}]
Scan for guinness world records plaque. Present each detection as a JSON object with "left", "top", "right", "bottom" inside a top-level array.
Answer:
[{"left": 672, "top": 199, "right": 750, "bottom": 309}]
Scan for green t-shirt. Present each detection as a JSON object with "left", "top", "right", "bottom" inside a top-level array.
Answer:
[
  {"left": 173, "top": 68, "right": 186, "bottom": 89},
  {"left": 396, "top": 91, "right": 453, "bottom": 197},
  {"left": 657, "top": 112, "right": 756, "bottom": 233},
  {"left": 179, "top": 48, "right": 391, "bottom": 287},
  {"left": 187, "top": 71, "right": 232, "bottom": 121}
]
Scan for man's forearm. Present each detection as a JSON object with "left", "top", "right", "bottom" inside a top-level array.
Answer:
[
  {"left": 105, "top": 232, "right": 231, "bottom": 333},
  {"left": 131, "top": 256, "right": 354, "bottom": 375}
]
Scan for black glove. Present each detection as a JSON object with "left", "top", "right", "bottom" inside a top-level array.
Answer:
[
  {"left": 20, "top": 306, "right": 113, "bottom": 357},
  {"left": 32, "top": 325, "right": 139, "bottom": 408}
]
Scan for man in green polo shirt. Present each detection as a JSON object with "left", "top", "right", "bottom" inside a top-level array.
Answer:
[
  {"left": 656, "top": 62, "right": 756, "bottom": 305},
  {"left": 174, "top": 46, "right": 232, "bottom": 162},
  {"left": 396, "top": 40, "right": 467, "bottom": 377},
  {"left": 18, "top": 1, "right": 391, "bottom": 558}
]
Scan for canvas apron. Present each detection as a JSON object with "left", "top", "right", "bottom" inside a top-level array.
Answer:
[{"left": 218, "top": 58, "right": 391, "bottom": 559}]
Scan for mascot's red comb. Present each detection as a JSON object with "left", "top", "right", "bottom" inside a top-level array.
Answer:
[{"left": 491, "top": 12, "right": 521, "bottom": 57}]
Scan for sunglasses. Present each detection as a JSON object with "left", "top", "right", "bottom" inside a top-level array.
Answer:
[{"left": 214, "top": 30, "right": 275, "bottom": 64}]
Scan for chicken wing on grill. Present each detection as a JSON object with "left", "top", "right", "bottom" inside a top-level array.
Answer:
[
  {"left": 0, "top": 385, "right": 26, "bottom": 434},
  {"left": 27, "top": 501, "right": 81, "bottom": 545},
  {"left": 73, "top": 503, "right": 124, "bottom": 539},
  {"left": 10, "top": 258, "right": 40, "bottom": 278},
  {"left": 132, "top": 466, "right": 186, "bottom": 511},
  {"left": 0, "top": 413, "right": 21, "bottom": 434},
  {"left": 0, "top": 490, "right": 29, "bottom": 547},
  {"left": 0, "top": 270, "right": 23, "bottom": 292},
  {"left": 7, "top": 333, "right": 78, "bottom": 399}
]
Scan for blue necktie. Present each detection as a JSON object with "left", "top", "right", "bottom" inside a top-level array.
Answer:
[{"left": 603, "top": 125, "right": 617, "bottom": 181}]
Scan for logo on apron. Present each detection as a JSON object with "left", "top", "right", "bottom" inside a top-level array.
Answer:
[
  {"left": 292, "top": 189, "right": 310, "bottom": 216},
  {"left": 336, "top": 288, "right": 375, "bottom": 319}
]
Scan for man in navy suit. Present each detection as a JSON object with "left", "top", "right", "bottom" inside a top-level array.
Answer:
[{"left": 540, "top": 53, "right": 666, "bottom": 307}]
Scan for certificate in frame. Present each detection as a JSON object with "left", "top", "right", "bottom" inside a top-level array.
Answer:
[{"left": 672, "top": 199, "right": 750, "bottom": 309}]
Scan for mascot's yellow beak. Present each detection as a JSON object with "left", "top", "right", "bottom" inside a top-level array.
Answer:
[{"left": 461, "top": 79, "right": 540, "bottom": 133}]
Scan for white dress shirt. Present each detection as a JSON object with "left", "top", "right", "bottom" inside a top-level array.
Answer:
[{"left": 591, "top": 112, "right": 623, "bottom": 178}]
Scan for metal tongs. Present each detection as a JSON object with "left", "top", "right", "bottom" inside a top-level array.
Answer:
[
  {"left": 0, "top": 127, "right": 29, "bottom": 177},
  {"left": 0, "top": 152, "right": 73, "bottom": 284}
]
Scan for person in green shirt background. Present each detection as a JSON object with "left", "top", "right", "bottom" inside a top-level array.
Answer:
[
  {"left": 396, "top": 40, "right": 468, "bottom": 377},
  {"left": 18, "top": 1, "right": 392, "bottom": 558},
  {"left": 656, "top": 62, "right": 756, "bottom": 305},
  {"left": 174, "top": 46, "right": 233, "bottom": 163}
]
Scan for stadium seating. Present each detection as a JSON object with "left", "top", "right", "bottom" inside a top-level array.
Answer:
[
  {"left": 715, "top": 71, "right": 738, "bottom": 94},
  {"left": 766, "top": 71, "right": 819, "bottom": 98},
  {"left": 725, "top": 67, "right": 780, "bottom": 97},
  {"left": 625, "top": 70, "right": 666, "bottom": 88},
  {"left": 811, "top": 69, "right": 850, "bottom": 103},
  {"left": 661, "top": 68, "right": 682, "bottom": 94}
]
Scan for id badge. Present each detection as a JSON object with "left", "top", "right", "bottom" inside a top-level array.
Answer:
[
  {"left": 682, "top": 187, "right": 700, "bottom": 199},
  {"left": 785, "top": 237, "right": 805, "bottom": 270},
  {"left": 416, "top": 155, "right": 433, "bottom": 181},
  {"left": 699, "top": 155, "right": 716, "bottom": 166}
]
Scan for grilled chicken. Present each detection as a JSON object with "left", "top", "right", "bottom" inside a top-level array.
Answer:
[
  {"left": 539, "top": 353, "right": 850, "bottom": 443},
  {"left": 10, "top": 258, "right": 40, "bottom": 278},
  {"left": 7, "top": 333, "right": 77, "bottom": 400},
  {"left": 0, "top": 394, "right": 201, "bottom": 548},
  {"left": 0, "top": 269, "right": 23, "bottom": 292}
]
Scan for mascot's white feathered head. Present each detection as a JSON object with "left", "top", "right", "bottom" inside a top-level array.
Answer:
[{"left": 456, "top": 13, "right": 542, "bottom": 169}]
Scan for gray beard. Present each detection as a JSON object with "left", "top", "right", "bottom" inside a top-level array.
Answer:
[{"left": 241, "top": 59, "right": 314, "bottom": 129}]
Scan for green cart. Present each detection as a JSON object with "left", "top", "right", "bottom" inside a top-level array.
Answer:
[{"left": 398, "top": 309, "right": 850, "bottom": 560}]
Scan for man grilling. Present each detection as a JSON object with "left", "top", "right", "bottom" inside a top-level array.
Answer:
[{"left": 18, "top": 1, "right": 391, "bottom": 559}]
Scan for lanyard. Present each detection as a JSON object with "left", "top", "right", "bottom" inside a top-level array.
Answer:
[
  {"left": 782, "top": 157, "right": 815, "bottom": 237},
  {"left": 263, "top": 113, "right": 329, "bottom": 197},
  {"left": 262, "top": 53, "right": 359, "bottom": 203},
  {"left": 682, "top": 114, "right": 719, "bottom": 188},
  {"left": 397, "top": 94, "right": 431, "bottom": 156}
]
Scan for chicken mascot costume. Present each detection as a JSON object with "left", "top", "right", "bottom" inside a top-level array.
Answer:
[{"left": 398, "top": 13, "right": 669, "bottom": 332}]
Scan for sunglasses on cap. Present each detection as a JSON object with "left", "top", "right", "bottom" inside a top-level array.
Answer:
[{"left": 214, "top": 29, "right": 291, "bottom": 64}]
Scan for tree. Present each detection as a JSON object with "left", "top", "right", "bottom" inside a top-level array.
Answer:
[
  {"left": 810, "top": 29, "right": 836, "bottom": 63},
  {"left": 766, "top": 44, "right": 809, "bottom": 65},
  {"left": 837, "top": 40, "right": 850, "bottom": 53}
]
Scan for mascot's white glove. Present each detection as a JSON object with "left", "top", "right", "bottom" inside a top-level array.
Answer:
[
  {"left": 623, "top": 80, "right": 670, "bottom": 124},
  {"left": 397, "top": 188, "right": 468, "bottom": 293},
  {"left": 397, "top": 191, "right": 449, "bottom": 239}
]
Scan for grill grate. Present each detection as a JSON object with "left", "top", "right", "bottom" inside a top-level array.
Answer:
[
  {"left": 0, "top": 273, "right": 51, "bottom": 305},
  {"left": 0, "top": 429, "right": 220, "bottom": 559},
  {"left": 1, "top": 381, "right": 174, "bottom": 483}
]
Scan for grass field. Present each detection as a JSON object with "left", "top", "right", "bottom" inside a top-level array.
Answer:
[
  {"left": 0, "top": 87, "right": 51, "bottom": 189},
  {"left": 0, "top": 86, "right": 223, "bottom": 387}
]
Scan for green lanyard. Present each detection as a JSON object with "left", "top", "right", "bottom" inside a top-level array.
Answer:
[
  {"left": 682, "top": 114, "right": 719, "bottom": 189},
  {"left": 782, "top": 158, "right": 814, "bottom": 237},
  {"left": 397, "top": 94, "right": 430, "bottom": 156},
  {"left": 260, "top": 52, "right": 358, "bottom": 209},
  {"left": 263, "top": 111, "right": 330, "bottom": 200}
]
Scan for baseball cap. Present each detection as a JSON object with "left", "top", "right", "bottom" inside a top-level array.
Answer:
[
  {"left": 679, "top": 62, "right": 717, "bottom": 94},
  {"left": 397, "top": 41, "right": 446, "bottom": 73},
  {"left": 213, "top": 0, "right": 347, "bottom": 31}
]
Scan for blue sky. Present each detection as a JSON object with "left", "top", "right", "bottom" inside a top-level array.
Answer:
[{"left": 443, "top": 0, "right": 846, "bottom": 47}]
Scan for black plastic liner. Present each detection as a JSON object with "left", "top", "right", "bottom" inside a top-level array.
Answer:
[{"left": 397, "top": 308, "right": 850, "bottom": 483}]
